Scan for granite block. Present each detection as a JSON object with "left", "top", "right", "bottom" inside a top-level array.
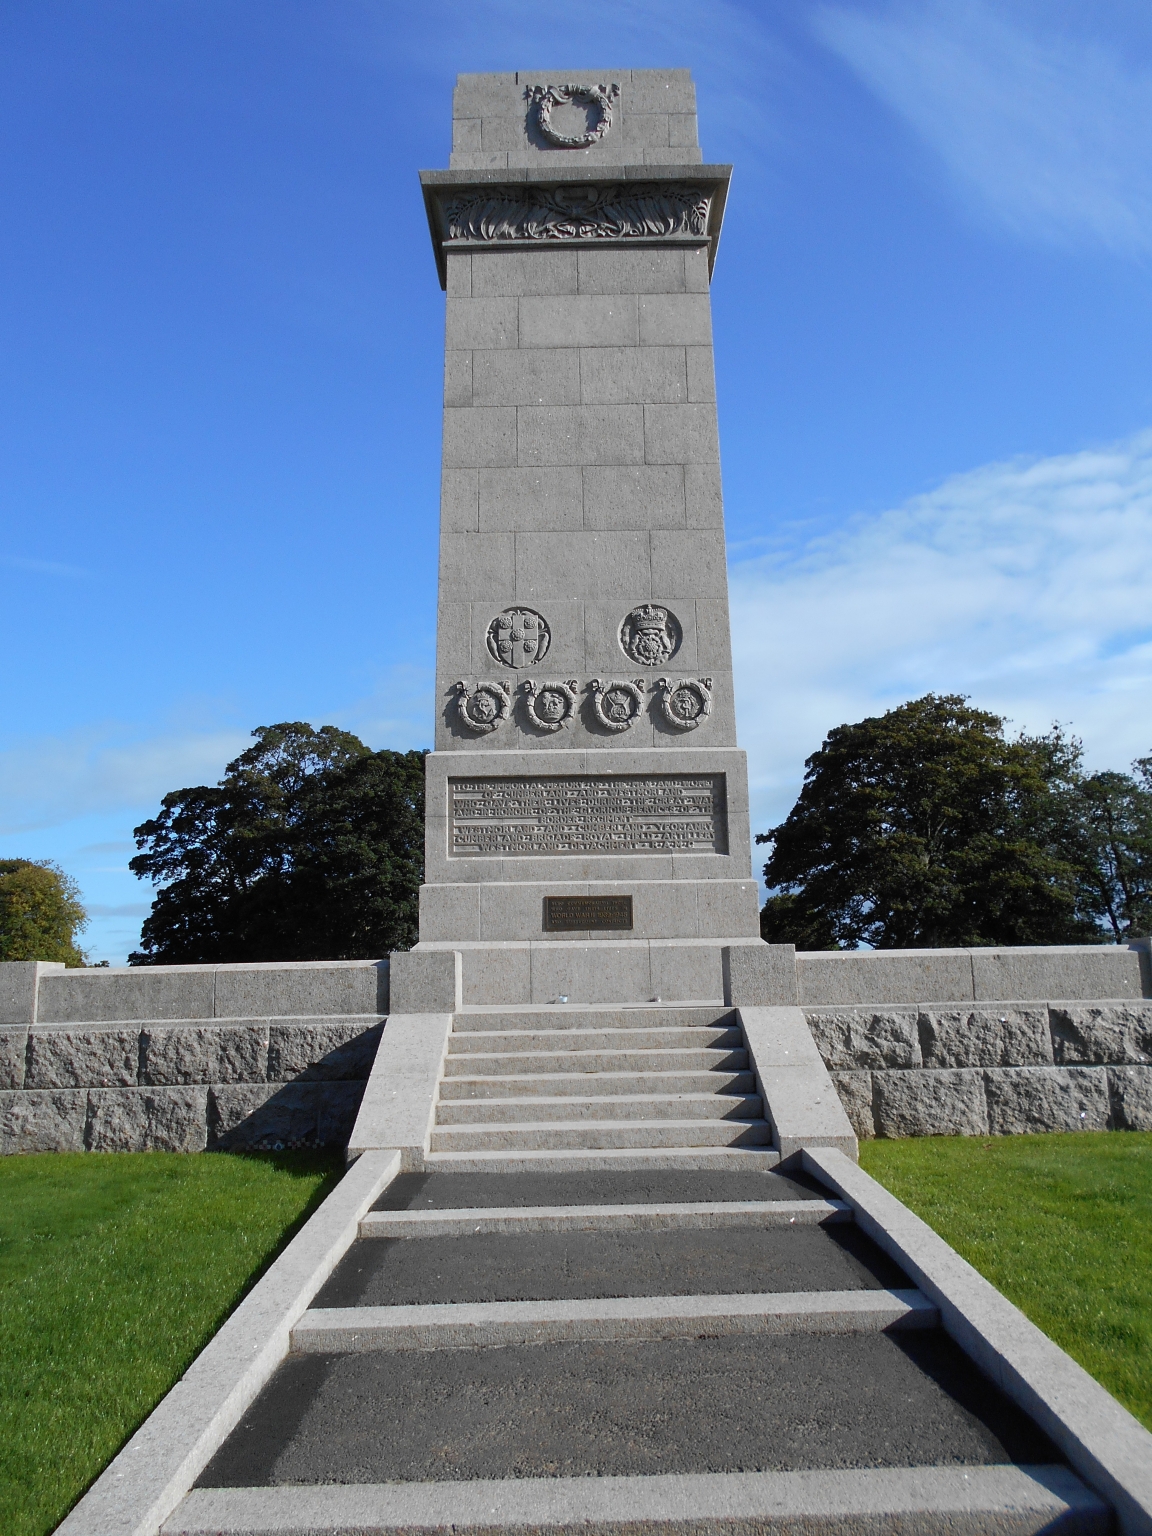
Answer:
[
  {"left": 315, "top": 1081, "right": 368, "bottom": 1145},
  {"left": 724, "top": 943, "right": 797, "bottom": 1005},
  {"left": 516, "top": 404, "right": 645, "bottom": 467},
  {"left": 443, "top": 350, "right": 473, "bottom": 407},
  {"left": 873, "top": 1069, "right": 988, "bottom": 1137},
  {"left": 442, "top": 406, "right": 518, "bottom": 467},
  {"left": 208, "top": 1082, "right": 320, "bottom": 1149},
  {"left": 440, "top": 531, "right": 516, "bottom": 600},
  {"left": 445, "top": 296, "right": 518, "bottom": 350},
  {"left": 515, "top": 530, "right": 651, "bottom": 599},
  {"left": 452, "top": 117, "right": 482, "bottom": 153},
  {"left": 469, "top": 249, "right": 578, "bottom": 298},
  {"left": 477, "top": 466, "right": 583, "bottom": 531},
  {"left": 26, "top": 1027, "right": 140, "bottom": 1088},
  {"left": 140, "top": 1023, "right": 269, "bottom": 1085},
  {"left": 582, "top": 464, "right": 685, "bottom": 530},
  {"left": 651, "top": 528, "right": 728, "bottom": 596},
  {"left": 984, "top": 1067, "right": 1110, "bottom": 1135},
  {"left": 267, "top": 1022, "right": 382, "bottom": 1082},
  {"left": 622, "top": 110, "right": 670, "bottom": 147},
  {"left": 829, "top": 1071, "right": 875, "bottom": 1139},
  {"left": 1108, "top": 1066, "right": 1152, "bottom": 1131},
  {"left": 918, "top": 1008, "right": 1053, "bottom": 1068},
  {"left": 0, "top": 1028, "right": 26, "bottom": 1089},
  {"left": 1050, "top": 1004, "right": 1152, "bottom": 1065},
  {"left": 971, "top": 945, "right": 1144, "bottom": 1002},
  {"left": 644, "top": 403, "right": 720, "bottom": 464},
  {"left": 440, "top": 467, "right": 479, "bottom": 532},
  {"left": 518, "top": 295, "right": 638, "bottom": 349},
  {"left": 669, "top": 112, "right": 700, "bottom": 148},
  {"left": 0, "top": 1088, "right": 86, "bottom": 1153},
  {"left": 36, "top": 967, "right": 214, "bottom": 1023},
  {"left": 576, "top": 247, "right": 686, "bottom": 295},
  {"left": 626, "top": 72, "right": 696, "bottom": 114},
  {"left": 686, "top": 345, "right": 716, "bottom": 403},
  {"left": 86, "top": 1087, "right": 208, "bottom": 1153},
  {"left": 638, "top": 293, "right": 712, "bottom": 346},
  {"left": 684, "top": 462, "right": 725, "bottom": 527},
  {"left": 806, "top": 1010, "right": 922, "bottom": 1071},
  {"left": 213, "top": 963, "right": 386, "bottom": 1020},
  {"left": 445, "top": 252, "right": 471, "bottom": 297},
  {"left": 473, "top": 348, "right": 581, "bottom": 407},
  {"left": 580, "top": 347, "right": 686, "bottom": 405}
]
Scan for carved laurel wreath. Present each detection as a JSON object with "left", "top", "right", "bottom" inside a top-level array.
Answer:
[
  {"left": 523, "top": 679, "right": 578, "bottom": 732},
  {"left": 529, "top": 83, "right": 620, "bottom": 148},
  {"left": 656, "top": 677, "right": 712, "bottom": 732},
  {"left": 590, "top": 678, "right": 645, "bottom": 732},
  {"left": 455, "top": 679, "right": 511, "bottom": 734}
]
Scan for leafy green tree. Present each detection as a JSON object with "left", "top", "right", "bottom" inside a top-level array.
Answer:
[
  {"left": 757, "top": 694, "right": 1100, "bottom": 950},
  {"left": 0, "top": 860, "right": 88, "bottom": 965},
  {"left": 1070, "top": 762, "right": 1152, "bottom": 939},
  {"left": 129, "top": 723, "right": 426, "bottom": 964}
]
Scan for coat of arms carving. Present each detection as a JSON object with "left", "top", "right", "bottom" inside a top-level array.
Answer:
[
  {"left": 619, "top": 604, "right": 682, "bottom": 667},
  {"left": 590, "top": 678, "right": 646, "bottom": 732},
  {"left": 487, "top": 608, "right": 551, "bottom": 668},
  {"left": 455, "top": 679, "right": 511, "bottom": 734},
  {"left": 656, "top": 676, "right": 712, "bottom": 732},
  {"left": 523, "top": 679, "right": 578, "bottom": 732}
]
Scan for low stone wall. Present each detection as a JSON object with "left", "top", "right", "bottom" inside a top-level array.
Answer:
[
  {"left": 807, "top": 1002, "right": 1152, "bottom": 1138},
  {"left": 0, "top": 1017, "right": 383, "bottom": 1154}
]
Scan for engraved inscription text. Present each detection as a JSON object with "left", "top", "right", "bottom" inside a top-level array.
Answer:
[{"left": 449, "top": 774, "right": 727, "bottom": 857}]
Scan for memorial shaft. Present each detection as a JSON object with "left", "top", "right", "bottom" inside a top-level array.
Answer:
[{"left": 416, "top": 70, "right": 760, "bottom": 1005}]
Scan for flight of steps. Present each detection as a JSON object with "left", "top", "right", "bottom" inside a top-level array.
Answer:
[{"left": 427, "top": 1004, "right": 778, "bottom": 1169}]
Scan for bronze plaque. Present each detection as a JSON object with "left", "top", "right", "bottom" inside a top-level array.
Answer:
[{"left": 543, "top": 895, "right": 634, "bottom": 932}]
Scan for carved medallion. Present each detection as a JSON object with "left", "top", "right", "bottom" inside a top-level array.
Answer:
[
  {"left": 486, "top": 608, "right": 551, "bottom": 668},
  {"left": 619, "top": 605, "right": 682, "bottom": 667},
  {"left": 523, "top": 679, "right": 578, "bottom": 732},
  {"left": 656, "top": 676, "right": 712, "bottom": 732},
  {"left": 528, "top": 83, "right": 620, "bottom": 148},
  {"left": 590, "top": 678, "right": 645, "bottom": 732},
  {"left": 440, "top": 182, "right": 711, "bottom": 245},
  {"left": 455, "top": 679, "right": 511, "bottom": 734}
]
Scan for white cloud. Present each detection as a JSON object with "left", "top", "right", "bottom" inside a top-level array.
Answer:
[
  {"left": 731, "top": 427, "right": 1152, "bottom": 845},
  {"left": 0, "top": 725, "right": 250, "bottom": 835},
  {"left": 815, "top": 0, "right": 1152, "bottom": 254}
]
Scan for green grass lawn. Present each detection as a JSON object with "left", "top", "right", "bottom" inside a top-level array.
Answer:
[
  {"left": 0, "top": 1150, "right": 342, "bottom": 1536},
  {"left": 861, "top": 1131, "right": 1152, "bottom": 1431}
]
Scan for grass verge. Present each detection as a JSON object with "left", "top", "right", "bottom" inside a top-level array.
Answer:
[
  {"left": 860, "top": 1131, "right": 1152, "bottom": 1431},
  {"left": 0, "top": 1149, "right": 342, "bottom": 1536}
]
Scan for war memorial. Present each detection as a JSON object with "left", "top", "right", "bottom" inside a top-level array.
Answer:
[{"left": 20, "top": 68, "right": 1152, "bottom": 1536}]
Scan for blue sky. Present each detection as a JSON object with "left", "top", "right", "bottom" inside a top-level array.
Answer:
[{"left": 3, "top": 0, "right": 1152, "bottom": 962}]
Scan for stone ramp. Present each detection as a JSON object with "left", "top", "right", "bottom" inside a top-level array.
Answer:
[{"left": 166, "top": 1166, "right": 1107, "bottom": 1536}]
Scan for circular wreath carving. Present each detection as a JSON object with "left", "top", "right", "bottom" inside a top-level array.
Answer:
[
  {"left": 656, "top": 676, "right": 712, "bottom": 732},
  {"left": 486, "top": 608, "right": 551, "bottom": 669},
  {"left": 529, "top": 83, "right": 620, "bottom": 149},
  {"left": 619, "top": 604, "right": 682, "bottom": 667},
  {"left": 455, "top": 679, "right": 511, "bottom": 734},
  {"left": 590, "top": 678, "right": 645, "bottom": 732},
  {"left": 523, "top": 679, "right": 578, "bottom": 732}
]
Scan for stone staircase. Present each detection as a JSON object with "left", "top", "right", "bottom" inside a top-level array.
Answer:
[
  {"left": 169, "top": 1164, "right": 1108, "bottom": 1535},
  {"left": 426, "top": 1005, "right": 777, "bottom": 1170}
]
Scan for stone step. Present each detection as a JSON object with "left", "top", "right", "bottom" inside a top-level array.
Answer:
[
  {"left": 167, "top": 1465, "right": 1109, "bottom": 1535},
  {"left": 447, "top": 1026, "right": 743, "bottom": 1054},
  {"left": 443, "top": 1048, "right": 749, "bottom": 1077},
  {"left": 451, "top": 1006, "right": 737, "bottom": 1033},
  {"left": 358, "top": 1199, "right": 851, "bottom": 1239},
  {"left": 428, "top": 1119, "right": 775, "bottom": 1154},
  {"left": 421, "top": 1148, "right": 783, "bottom": 1172},
  {"left": 439, "top": 1069, "right": 757, "bottom": 1100},
  {"left": 435, "top": 1094, "right": 764, "bottom": 1127},
  {"left": 291, "top": 1288, "right": 938, "bottom": 1352}
]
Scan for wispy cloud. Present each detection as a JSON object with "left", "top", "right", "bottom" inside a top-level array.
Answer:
[
  {"left": 731, "top": 427, "right": 1152, "bottom": 844},
  {"left": 87, "top": 902, "right": 151, "bottom": 918},
  {"left": 4, "top": 555, "right": 93, "bottom": 579},
  {"left": 814, "top": 0, "right": 1152, "bottom": 254}
]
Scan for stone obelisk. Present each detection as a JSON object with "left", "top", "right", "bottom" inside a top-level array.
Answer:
[{"left": 415, "top": 70, "right": 761, "bottom": 1006}]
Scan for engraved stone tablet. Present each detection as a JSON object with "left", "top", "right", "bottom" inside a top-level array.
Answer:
[
  {"left": 449, "top": 774, "right": 728, "bottom": 857},
  {"left": 543, "top": 895, "right": 633, "bottom": 931}
]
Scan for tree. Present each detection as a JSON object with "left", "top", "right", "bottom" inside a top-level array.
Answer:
[
  {"left": 0, "top": 860, "right": 88, "bottom": 965},
  {"left": 1070, "top": 762, "right": 1152, "bottom": 939},
  {"left": 129, "top": 723, "right": 426, "bottom": 964},
  {"left": 757, "top": 694, "right": 1101, "bottom": 950}
]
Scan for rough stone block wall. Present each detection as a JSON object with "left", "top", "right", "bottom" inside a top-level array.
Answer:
[
  {"left": 0, "top": 1017, "right": 382, "bottom": 1154},
  {"left": 807, "top": 1004, "right": 1152, "bottom": 1139}
]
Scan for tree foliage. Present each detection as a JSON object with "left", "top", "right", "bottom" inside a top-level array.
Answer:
[
  {"left": 1070, "top": 760, "right": 1152, "bottom": 939},
  {"left": 129, "top": 723, "right": 426, "bottom": 964},
  {"left": 0, "top": 860, "right": 88, "bottom": 965},
  {"left": 757, "top": 694, "right": 1115, "bottom": 950}
]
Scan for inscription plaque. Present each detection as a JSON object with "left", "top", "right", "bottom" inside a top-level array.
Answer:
[
  {"left": 449, "top": 774, "right": 728, "bottom": 857},
  {"left": 544, "top": 895, "right": 633, "bottom": 931}
]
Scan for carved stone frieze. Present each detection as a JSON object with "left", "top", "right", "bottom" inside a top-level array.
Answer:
[
  {"left": 523, "top": 678, "right": 578, "bottom": 732},
  {"left": 455, "top": 679, "right": 511, "bottom": 734},
  {"left": 486, "top": 608, "right": 551, "bottom": 668},
  {"left": 590, "top": 678, "right": 646, "bottom": 732},
  {"left": 656, "top": 676, "right": 712, "bottom": 731},
  {"left": 527, "top": 83, "right": 619, "bottom": 148},
  {"left": 440, "top": 183, "right": 711, "bottom": 246},
  {"left": 620, "top": 604, "right": 682, "bottom": 667}
]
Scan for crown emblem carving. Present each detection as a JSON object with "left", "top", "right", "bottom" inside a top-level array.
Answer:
[{"left": 619, "top": 604, "right": 682, "bottom": 667}]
